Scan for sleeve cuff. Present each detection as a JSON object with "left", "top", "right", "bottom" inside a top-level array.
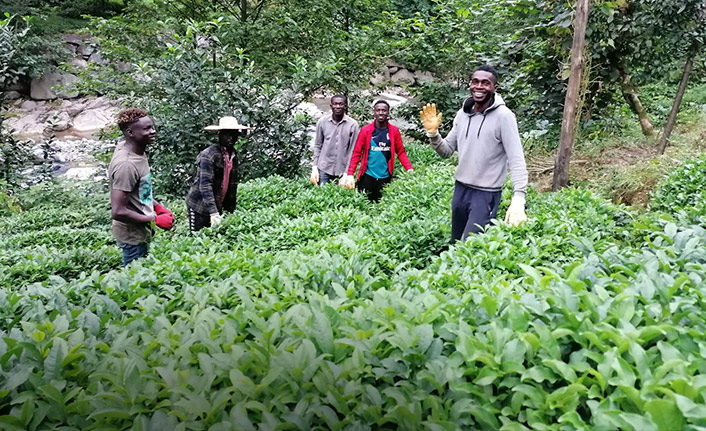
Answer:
[{"left": 426, "top": 131, "right": 439, "bottom": 138}]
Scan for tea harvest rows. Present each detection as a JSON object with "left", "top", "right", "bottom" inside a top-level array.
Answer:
[{"left": 1, "top": 144, "right": 706, "bottom": 430}]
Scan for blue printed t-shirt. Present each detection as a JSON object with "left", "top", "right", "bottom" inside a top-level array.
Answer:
[{"left": 365, "top": 127, "right": 392, "bottom": 179}]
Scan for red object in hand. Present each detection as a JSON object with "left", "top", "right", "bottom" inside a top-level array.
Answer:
[
  {"left": 154, "top": 202, "right": 170, "bottom": 215},
  {"left": 155, "top": 213, "right": 174, "bottom": 230}
]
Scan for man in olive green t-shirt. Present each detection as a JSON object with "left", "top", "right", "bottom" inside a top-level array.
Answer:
[{"left": 108, "top": 108, "right": 174, "bottom": 266}]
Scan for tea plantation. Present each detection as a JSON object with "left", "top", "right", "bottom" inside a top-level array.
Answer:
[{"left": 1, "top": 144, "right": 706, "bottom": 430}]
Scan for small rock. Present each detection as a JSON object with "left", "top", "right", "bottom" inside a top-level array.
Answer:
[
  {"left": 47, "top": 112, "right": 72, "bottom": 132},
  {"left": 20, "top": 100, "right": 37, "bottom": 111},
  {"left": 70, "top": 58, "right": 88, "bottom": 70},
  {"left": 63, "top": 167, "right": 99, "bottom": 180},
  {"left": 63, "top": 34, "right": 83, "bottom": 45},
  {"left": 65, "top": 101, "right": 86, "bottom": 117},
  {"left": 4, "top": 91, "right": 22, "bottom": 100},
  {"left": 115, "top": 62, "right": 132, "bottom": 72},
  {"left": 370, "top": 72, "right": 387, "bottom": 86},
  {"left": 88, "top": 51, "right": 109, "bottom": 65},
  {"left": 31, "top": 145, "right": 47, "bottom": 162},
  {"left": 85, "top": 96, "right": 110, "bottom": 110},
  {"left": 78, "top": 44, "right": 95, "bottom": 58}
]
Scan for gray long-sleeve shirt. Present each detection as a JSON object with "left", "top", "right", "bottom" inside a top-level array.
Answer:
[
  {"left": 429, "top": 94, "right": 528, "bottom": 196},
  {"left": 312, "top": 114, "right": 360, "bottom": 176}
]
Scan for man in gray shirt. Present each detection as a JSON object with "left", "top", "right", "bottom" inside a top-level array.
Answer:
[
  {"left": 311, "top": 94, "right": 360, "bottom": 186},
  {"left": 420, "top": 65, "right": 528, "bottom": 241}
]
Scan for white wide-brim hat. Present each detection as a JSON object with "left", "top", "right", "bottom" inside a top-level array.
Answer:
[{"left": 204, "top": 116, "right": 252, "bottom": 131}]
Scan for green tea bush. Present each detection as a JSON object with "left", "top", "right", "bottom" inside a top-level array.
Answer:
[
  {"left": 3, "top": 141, "right": 706, "bottom": 430},
  {"left": 651, "top": 156, "right": 706, "bottom": 222}
]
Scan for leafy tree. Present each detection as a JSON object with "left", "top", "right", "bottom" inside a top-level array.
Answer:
[
  {"left": 125, "top": 27, "right": 314, "bottom": 194},
  {"left": 0, "top": 14, "right": 36, "bottom": 212}
]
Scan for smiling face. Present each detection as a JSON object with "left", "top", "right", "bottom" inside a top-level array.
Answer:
[
  {"left": 330, "top": 96, "right": 347, "bottom": 117},
  {"left": 373, "top": 102, "right": 389, "bottom": 123},
  {"left": 127, "top": 116, "right": 156, "bottom": 146},
  {"left": 469, "top": 70, "right": 497, "bottom": 106}
]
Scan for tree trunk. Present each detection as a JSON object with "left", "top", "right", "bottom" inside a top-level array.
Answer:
[
  {"left": 617, "top": 68, "right": 654, "bottom": 136},
  {"left": 241, "top": 0, "right": 248, "bottom": 22},
  {"left": 552, "top": 0, "right": 591, "bottom": 191},
  {"left": 657, "top": 54, "right": 694, "bottom": 154}
]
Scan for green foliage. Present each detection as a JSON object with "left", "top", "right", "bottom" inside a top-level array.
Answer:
[
  {"left": 651, "top": 156, "right": 706, "bottom": 223},
  {"left": 122, "top": 26, "right": 315, "bottom": 195},
  {"left": 4, "top": 139, "right": 706, "bottom": 429},
  {"left": 397, "top": 80, "right": 469, "bottom": 140}
]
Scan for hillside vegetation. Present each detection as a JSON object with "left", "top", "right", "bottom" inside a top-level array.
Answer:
[{"left": 2, "top": 142, "right": 706, "bottom": 430}]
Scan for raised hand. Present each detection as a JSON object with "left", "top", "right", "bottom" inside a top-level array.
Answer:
[{"left": 420, "top": 103, "right": 442, "bottom": 135}]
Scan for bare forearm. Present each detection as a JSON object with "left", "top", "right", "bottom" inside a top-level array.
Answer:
[{"left": 112, "top": 208, "right": 154, "bottom": 224}]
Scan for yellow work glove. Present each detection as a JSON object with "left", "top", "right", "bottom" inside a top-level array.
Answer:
[
  {"left": 420, "top": 103, "right": 442, "bottom": 136},
  {"left": 504, "top": 195, "right": 528, "bottom": 226},
  {"left": 310, "top": 166, "right": 319, "bottom": 185},
  {"left": 339, "top": 174, "right": 355, "bottom": 190}
]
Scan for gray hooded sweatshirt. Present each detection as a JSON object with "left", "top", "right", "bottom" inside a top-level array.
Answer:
[{"left": 429, "top": 93, "right": 528, "bottom": 196}]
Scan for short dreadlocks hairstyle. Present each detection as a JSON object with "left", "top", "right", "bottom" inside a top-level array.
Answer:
[{"left": 117, "top": 108, "right": 148, "bottom": 132}]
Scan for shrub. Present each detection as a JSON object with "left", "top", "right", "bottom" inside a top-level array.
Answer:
[
  {"left": 134, "top": 31, "right": 314, "bottom": 195},
  {"left": 650, "top": 156, "right": 706, "bottom": 222}
]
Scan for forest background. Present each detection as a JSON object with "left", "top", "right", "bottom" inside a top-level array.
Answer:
[
  {"left": 0, "top": 0, "right": 705, "bottom": 201},
  {"left": 1, "top": 1, "right": 706, "bottom": 430}
]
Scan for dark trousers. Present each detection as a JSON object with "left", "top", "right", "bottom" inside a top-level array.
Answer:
[
  {"left": 188, "top": 208, "right": 211, "bottom": 233},
  {"left": 357, "top": 173, "right": 391, "bottom": 202},
  {"left": 451, "top": 181, "right": 502, "bottom": 242},
  {"left": 117, "top": 241, "right": 149, "bottom": 267},
  {"left": 319, "top": 170, "right": 339, "bottom": 186}
]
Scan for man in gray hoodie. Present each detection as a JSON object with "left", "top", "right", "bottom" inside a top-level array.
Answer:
[{"left": 420, "top": 65, "right": 528, "bottom": 241}]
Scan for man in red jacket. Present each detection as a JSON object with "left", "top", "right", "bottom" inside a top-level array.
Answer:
[{"left": 341, "top": 100, "right": 413, "bottom": 202}]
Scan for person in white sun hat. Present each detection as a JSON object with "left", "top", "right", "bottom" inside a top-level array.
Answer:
[{"left": 186, "top": 116, "right": 252, "bottom": 232}]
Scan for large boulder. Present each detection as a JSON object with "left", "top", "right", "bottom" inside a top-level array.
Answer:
[
  {"left": 72, "top": 107, "right": 118, "bottom": 133},
  {"left": 30, "top": 70, "right": 80, "bottom": 100},
  {"left": 390, "top": 68, "right": 415, "bottom": 85},
  {"left": 414, "top": 70, "right": 434, "bottom": 83},
  {"left": 5, "top": 111, "right": 48, "bottom": 136}
]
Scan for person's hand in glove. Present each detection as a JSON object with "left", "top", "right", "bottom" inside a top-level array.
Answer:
[
  {"left": 504, "top": 194, "right": 528, "bottom": 226},
  {"left": 310, "top": 166, "right": 319, "bottom": 185},
  {"left": 154, "top": 202, "right": 174, "bottom": 230},
  {"left": 210, "top": 213, "right": 223, "bottom": 227},
  {"left": 339, "top": 174, "right": 355, "bottom": 190},
  {"left": 420, "top": 103, "right": 442, "bottom": 137}
]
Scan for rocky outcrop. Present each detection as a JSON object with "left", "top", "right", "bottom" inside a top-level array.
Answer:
[
  {"left": 370, "top": 61, "right": 435, "bottom": 87},
  {"left": 4, "top": 96, "right": 119, "bottom": 139},
  {"left": 30, "top": 71, "right": 79, "bottom": 100},
  {"left": 4, "top": 33, "right": 127, "bottom": 102}
]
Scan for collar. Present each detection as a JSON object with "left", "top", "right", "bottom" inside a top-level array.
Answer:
[{"left": 328, "top": 114, "right": 348, "bottom": 124}]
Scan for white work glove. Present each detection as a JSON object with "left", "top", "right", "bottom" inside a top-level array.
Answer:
[
  {"left": 210, "top": 213, "right": 223, "bottom": 227},
  {"left": 339, "top": 174, "right": 355, "bottom": 190},
  {"left": 504, "top": 194, "right": 528, "bottom": 226},
  {"left": 310, "top": 166, "right": 319, "bottom": 185}
]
